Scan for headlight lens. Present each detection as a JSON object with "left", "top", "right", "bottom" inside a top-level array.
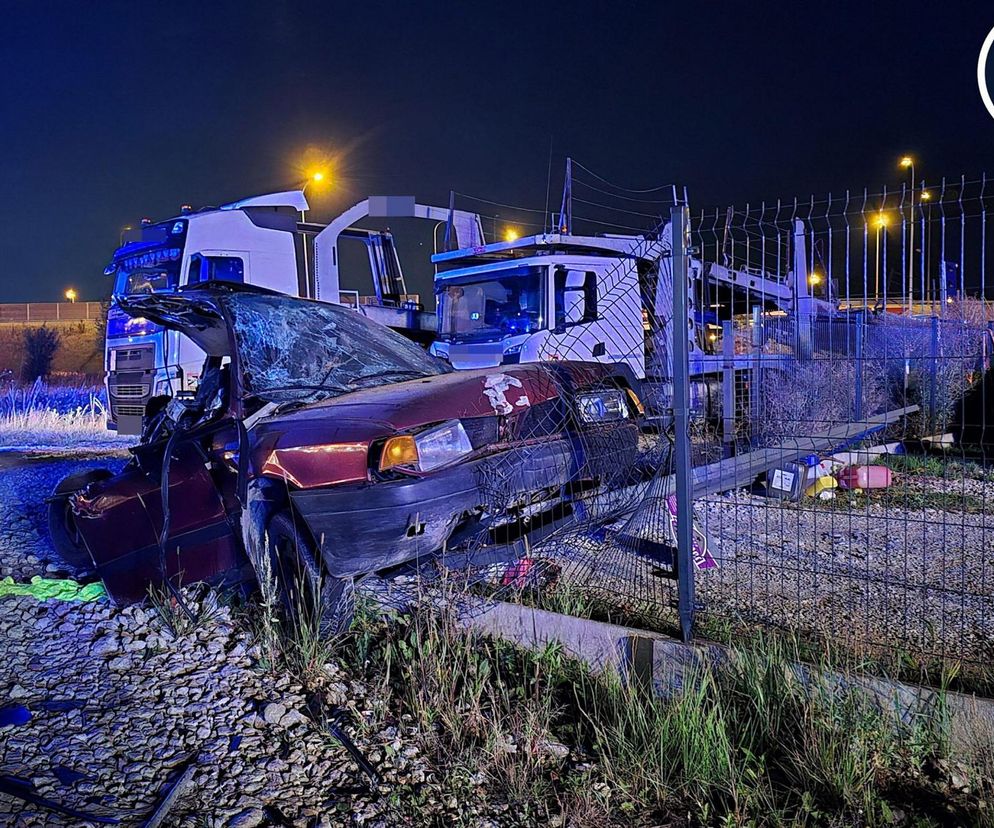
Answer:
[
  {"left": 415, "top": 419, "right": 474, "bottom": 471},
  {"left": 379, "top": 420, "right": 474, "bottom": 473},
  {"left": 575, "top": 389, "right": 630, "bottom": 424}
]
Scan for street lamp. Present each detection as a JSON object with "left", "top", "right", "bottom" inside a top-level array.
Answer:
[
  {"left": 808, "top": 271, "right": 822, "bottom": 288},
  {"left": 300, "top": 171, "right": 329, "bottom": 221},
  {"left": 503, "top": 228, "right": 520, "bottom": 243},
  {"left": 64, "top": 288, "right": 78, "bottom": 303},
  {"left": 899, "top": 155, "right": 916, "bottom": 314},
  {"left": 119, "top": 225, "right": 133, "bottom": 246}
]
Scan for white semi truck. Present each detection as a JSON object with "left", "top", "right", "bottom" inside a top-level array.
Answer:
[
  {"left": 428, "top": 220, "right": 830, "bottom": 411},
  {"left": 103, "top": 191, "right": 484, "bottom": 432}
]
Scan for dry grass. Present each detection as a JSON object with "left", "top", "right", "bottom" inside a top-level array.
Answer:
[
  {"left": 335, "top": 599, "right": 993, "bottom": 826},
  {"left": 0, "top": 380, "right": 127, "bottom": 449}
]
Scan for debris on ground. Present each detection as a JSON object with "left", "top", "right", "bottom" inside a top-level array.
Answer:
[{"left": 0, "top": 575, "right": 107, "bottom": 602}]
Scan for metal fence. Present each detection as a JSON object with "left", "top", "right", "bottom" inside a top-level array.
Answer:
[
  {"left": 485, "top": 176, "right": 994, "bottom": 683},
  {"left": 0, "top": 302, "right": 104, "bottom": 323}
]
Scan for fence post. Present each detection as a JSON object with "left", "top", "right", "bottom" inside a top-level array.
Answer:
[
  {"left": 854, "top": 311, "right": 864, "bottom": 421},
  {"left": 670, "top": 205, "right": 695, "bottom": 644},
  {"left": 929, "top": 316, "right": 939, "bottom": 434},
  {"left": 722, "top": 319, "right": 735, "bottom": 458},
  {"left": 750, "top": 304, "right": 762, "bottom": 440}
]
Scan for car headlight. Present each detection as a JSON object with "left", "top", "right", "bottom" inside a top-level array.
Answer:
[
  {"left": 379, "top": 419, "right": 474, "bottom": 472},
  {"left": 575, "top": 389, "right": 630, "bottom": 424}
]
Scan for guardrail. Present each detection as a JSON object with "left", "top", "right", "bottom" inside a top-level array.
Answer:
[{"left": 0, "top": 302, "right": 104, "bottom": 323}]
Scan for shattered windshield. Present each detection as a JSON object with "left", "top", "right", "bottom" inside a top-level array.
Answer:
[
  {"left": 437, "top": 265, "right": 546, "bottom": 343},
  {"left": 220, "top": 293, "right": 451, "bottom": 403}
]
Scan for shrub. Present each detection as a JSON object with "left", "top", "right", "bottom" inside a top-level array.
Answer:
[
  {"left": 21, "top": 326, "right": 61, "bottom": 382},
  {"left": 867, "top": 315, "right": 988, "bottom": 437},
  {"left": 755, "top": 356, "right": 891, "bottom": 444}
]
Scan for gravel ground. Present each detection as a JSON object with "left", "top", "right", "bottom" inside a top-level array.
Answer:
[
  {"left": 695, "top": 487, "right": 994, "bottom": 656},
  {"left": 0, "top": 591, "right": 446, "bottom": 827},
  {"left": 0, "top": 451, "right": 128, "bottom": 581},
  {"left": 0, "top": 451, "right": 558, "bottom": 826},
  {"left": 545, "top": 477, "right": 994, "bottom": 664}
]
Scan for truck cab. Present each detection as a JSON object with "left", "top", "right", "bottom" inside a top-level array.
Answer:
[
  {"left": 429, "top": 231, "right": 707, "bottom": 382},
  {"left": 104, "top": 194, "right": 307, "bottom": 433}
]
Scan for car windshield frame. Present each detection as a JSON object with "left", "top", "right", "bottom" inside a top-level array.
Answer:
[
  {"left": 436, "top": 264, "right": 547, "bottom": 344},
  {"left": 217, "top": 292, "right": 452, "bottom": 405}
]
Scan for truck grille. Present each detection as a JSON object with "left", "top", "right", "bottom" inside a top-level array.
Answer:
[
  {"left": 111, "top": 384, "right": 150, "bottom": 399},
  {"left": 112, "top": 346, "right": 154, "bottom": 371},
  {"left": 114, "top": 404, "right": 145, "bottom": 417}
]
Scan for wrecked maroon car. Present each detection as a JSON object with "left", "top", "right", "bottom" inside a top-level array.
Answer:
[{"left": 50, "top": 284, "right": 644, "bottom": 630}]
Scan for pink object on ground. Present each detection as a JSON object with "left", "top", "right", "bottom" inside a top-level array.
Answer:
[{"left": 835, "top": 465, "right": 893, "bottom": 489}]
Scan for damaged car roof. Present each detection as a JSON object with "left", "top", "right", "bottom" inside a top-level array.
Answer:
[{"left": 118, "top": 285, "right": 452, "bottom": 404}]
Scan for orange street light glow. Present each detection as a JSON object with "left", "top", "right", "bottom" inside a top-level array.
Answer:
[{"left": 64, "top": 288, "right": 78, "bottom": 303}]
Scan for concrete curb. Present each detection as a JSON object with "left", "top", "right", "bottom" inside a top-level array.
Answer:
[{"left": 456, "top": 598, "right": 994, "bottom": 757}]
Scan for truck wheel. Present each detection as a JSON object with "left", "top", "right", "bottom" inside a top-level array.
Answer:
[
  {"left": 48, "top": 469, "right": 113, "bottom": 574},
  {"left": 264, "top": 510, "right": 355, "bottom": 637}
]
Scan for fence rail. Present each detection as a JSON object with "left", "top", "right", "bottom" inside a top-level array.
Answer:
[{"left": 0, "top": 302, "right": 105, "bottom": 323}]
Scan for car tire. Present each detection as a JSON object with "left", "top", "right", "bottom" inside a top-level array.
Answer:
[
  {"left": 264, "top": 509, "right": 355, "bottom": 637},
  {"left": 48, "top": 468, "right": 114, "bottom": 574}
]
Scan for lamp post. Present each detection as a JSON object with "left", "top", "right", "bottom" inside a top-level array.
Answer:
[
  {"left": 298, "top": 171, "right": 328, "bottom": 297},
  {"left": 300, "top": 171, "right": 327, "bottom": 222},
  {"left": 900, "top": 156, "right": 915, "bottom": 314},
  {"left": 119, "top": 225, "right": 132, "bottom": 246},
  {"left": 920, "top": 189, "right": 932, "bottom": 308},
  {"left": 874, "top": 213, "right": 888, "bottom": 308},
  {"left": 64, "top": 288, "right": 78, "bottom": 303}
]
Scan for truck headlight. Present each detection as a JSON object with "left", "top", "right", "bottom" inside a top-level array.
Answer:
[
  {"left": 380, "top": 420, "right": 474, "bottom": 472},
  {"left": 575, "top": 390, "right": 630, "bottom": 424}
]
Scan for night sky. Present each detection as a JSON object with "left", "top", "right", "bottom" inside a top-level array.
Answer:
[{"left": 1, "top": 0, "right": 993, "bottom": 303}]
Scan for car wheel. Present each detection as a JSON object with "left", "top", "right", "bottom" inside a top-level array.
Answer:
[
  {"left": 48, "top": 468, "right": 114, "bottom": 574},
  {"left": 264, "top": 509, "right": 355, "bottom": 637}
]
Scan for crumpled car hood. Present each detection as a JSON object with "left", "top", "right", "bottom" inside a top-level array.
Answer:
[{"left": 267, "top": 364, "right": 569, "bottom": 430}]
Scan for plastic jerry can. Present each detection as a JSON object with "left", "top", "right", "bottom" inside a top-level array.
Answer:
[
  {"left": 835, "top": 465, "right": 892, "bottom": 490},
  {"left": 805, "top": 475, "right": 838, "bottom": 498}
]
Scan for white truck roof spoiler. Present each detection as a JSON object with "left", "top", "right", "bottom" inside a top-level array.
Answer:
[{"left": 220, "top": 190, "right": 309, "bottom": 212}]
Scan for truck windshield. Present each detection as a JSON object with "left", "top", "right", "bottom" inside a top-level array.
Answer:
[
  {"left": 437, "top": 265, "right": 546, "bottom": 342},
  {"left": 110, "top": 245, "right": 184, "bottom": 295}
]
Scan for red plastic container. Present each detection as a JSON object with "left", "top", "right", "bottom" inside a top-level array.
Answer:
[{"left": 835, "top": 465, "right": 892, "bottom": 490}]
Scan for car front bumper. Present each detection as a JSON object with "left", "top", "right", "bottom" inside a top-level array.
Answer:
[{"left": 290, "top": 424, "right": 638, "bottom": 578}]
